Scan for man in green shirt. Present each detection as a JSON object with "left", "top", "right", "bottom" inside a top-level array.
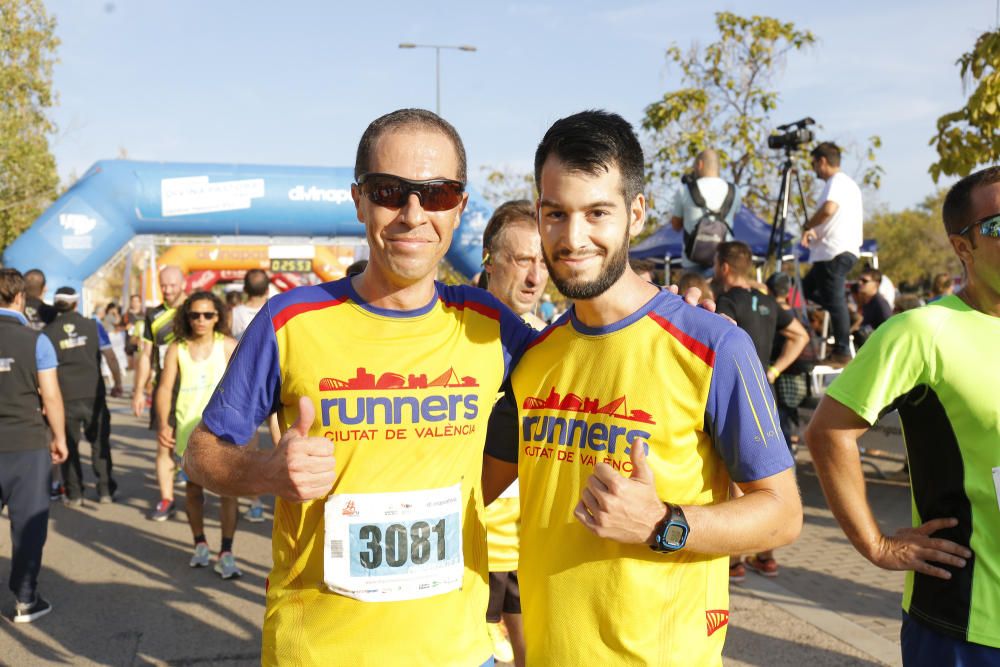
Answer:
[{"left": 805, "top": 166, "right": 1000, "bottom": 665}]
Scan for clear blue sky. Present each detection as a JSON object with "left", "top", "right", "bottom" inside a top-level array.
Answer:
[{"left": 46, "top": 0, "right": 995, "bottom": 214}]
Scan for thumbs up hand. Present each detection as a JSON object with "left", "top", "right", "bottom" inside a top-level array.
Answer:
[
  {"left": 266, "top": 396, "right": 337, "bottom": 502},
  {"left": 573, "top": 437, "right": 669, "bottom": 545}
]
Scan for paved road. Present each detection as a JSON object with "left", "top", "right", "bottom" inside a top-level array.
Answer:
[{"left": 0, "top": 399, "right": 912, "bottom": 666}]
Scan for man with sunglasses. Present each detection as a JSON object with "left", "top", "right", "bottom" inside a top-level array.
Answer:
[
  {"left": 851, "top": 267, "right": 892, "bottom": 348},
  {"left": 806, "top": 166, "right": 1000, "bottom": 665},
  {"left": 184, "top": 108, "right": 536, "bottom": 666}
]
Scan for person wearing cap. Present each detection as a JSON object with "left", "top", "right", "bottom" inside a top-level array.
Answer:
[
  {"left": 0, "top": 268, "right": 67, "bottom": 623},
  {"left": 42, "top": 287, "right": 123, "bottom": 505}
]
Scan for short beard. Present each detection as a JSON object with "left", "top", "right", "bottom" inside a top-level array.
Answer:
[{"left": 543, "top": 227, "right": 630, "bottom": 300}]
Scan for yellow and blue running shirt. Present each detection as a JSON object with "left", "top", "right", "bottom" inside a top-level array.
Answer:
[
  {"left": 486, "top": 290, "right": 793, "bottom": 666},
  {"left": 202, "top": 278, "right": 536, "bottom": 667}
]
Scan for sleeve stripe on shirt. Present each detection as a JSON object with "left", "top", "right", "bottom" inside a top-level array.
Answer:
[
  {"left": 732, "top": 352, "right": 769, "bottom": 445},
  {"left": 647, "top": 311, "right": 716, "bottom": 367},
  {"left": 744, "top": 348, "right": 781, "bottom": 437},
  {"left": 271, "top": 296, "right": 349, "bottom": 332},
  {"left": 439, "top": 296, "right": 500, "bottom": 321}
]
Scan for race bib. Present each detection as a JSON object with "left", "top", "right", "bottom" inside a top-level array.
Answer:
[
  {"left": 157, "top": 343, "right": 170, "bottom": 370},
  {"left": 993, "top": 467, "right": 1000, "bottom": 512},
  {"left": 324, "top": 484, "right": 463, "bottom": 602}
]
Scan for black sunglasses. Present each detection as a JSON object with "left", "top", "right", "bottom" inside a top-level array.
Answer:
[
  {"left": 187, "top": 311, "right": 218, "bottom": 321},
  {"left": 956, "top": 212, "right": 1000, "bottom": 239},
  {"left": 356, "top": 173, "right": 465, "bottom": 212}
]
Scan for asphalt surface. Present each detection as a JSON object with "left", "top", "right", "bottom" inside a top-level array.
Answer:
[{"left": 0, "top": 398, "right": 910, "bottom": 666}]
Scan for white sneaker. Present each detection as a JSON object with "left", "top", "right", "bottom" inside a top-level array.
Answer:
[
  {"left": 189, "top": 543, "right": 211, "bottom": 568},
  {"left": 215, "top": 551, "right": 242, "bottom": 580}
]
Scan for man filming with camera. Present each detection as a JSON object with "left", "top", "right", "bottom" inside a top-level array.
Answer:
[
  {"left": 800, "top": 142, "right": 863, "bottom": 367},
  {"left": 670, "top": 149, "right": 742, "bottom": 276}
]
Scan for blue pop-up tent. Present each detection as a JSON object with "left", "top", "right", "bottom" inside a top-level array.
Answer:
[
  {"left": 630, "top": 205, "right": 879, "bottom": 265},
  {"left": 629, "top": 206, "right": 807, "bottom": 262}
]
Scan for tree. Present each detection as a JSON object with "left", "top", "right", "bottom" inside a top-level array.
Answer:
[
  {"left": 864, "top": 191, "right": 960, "bottom": 285},
  {"left": 478, "top": 165, "right": 535, "bottom": 207},
  {"left": 929, "top": 29, "right": 1000, "bottom": 182},
  {"left": 0, "top": 0, "right": 60, "bottom": 252},
  {"left": 642, "top": 12, "right": 882, "bottom": 225}
]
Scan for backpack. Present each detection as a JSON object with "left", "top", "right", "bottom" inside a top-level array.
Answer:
[{"left": 683, "top": 180, "right": 736, "bottom": 267}]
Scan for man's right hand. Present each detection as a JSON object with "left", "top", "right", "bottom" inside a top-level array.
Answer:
[
  {"left": 870, "top": 517, "right": 972, "bottom": 580},
  {"left": 50, "top": 435, "right": 68, "bottom": 464},
  {"left": 265, "top": 396, "right": 336, "bottom": 502},
  {"left": 131, "top": 391, "right": 145, "bottom": 417}
]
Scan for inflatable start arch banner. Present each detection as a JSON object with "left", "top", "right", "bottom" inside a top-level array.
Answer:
[{"left": 2, "top": 159, "right": 491, "bottom": 296}]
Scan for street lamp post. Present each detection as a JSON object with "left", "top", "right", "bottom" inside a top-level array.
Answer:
[{"left": 398, "top": 43, "right": 477, "bottom": 115}]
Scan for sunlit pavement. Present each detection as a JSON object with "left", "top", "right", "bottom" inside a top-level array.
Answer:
[{"left": 1, "top": 398, "right": 907, "bottom": 666}]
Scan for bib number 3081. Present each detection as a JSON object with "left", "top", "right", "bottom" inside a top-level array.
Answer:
[
  {"left": 357, "top": 519, "right": 447, "bottom": 570},
  {"left": 324, "top": 484, "right": 464, "bottom": 602}
]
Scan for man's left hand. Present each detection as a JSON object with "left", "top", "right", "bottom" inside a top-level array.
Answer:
[
  {"left": 574, "top": 438, "right": 667, "bottom": 544},
  {"left": 110, "top": 385, "right": 123, "bottom": 398}
]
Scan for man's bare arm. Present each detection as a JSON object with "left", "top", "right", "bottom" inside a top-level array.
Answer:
[
  {"left": 768, "top": 317, "right": 810, "bottom": 382},
  {"left": 805, "top": 395, "right": 971, "bottom": 579},
  {"left": 576, "top": 439, "right": 802, "bottom": 555},
  {"left": 483, "top": 454, "right": 518, "bottom": 506},
  {"left": 803, "top": 200, "right": 838, "bottom": 231},
  {"left": 101, "top": 348, "right": 123, "bottom": 395},
  {"left": 184, "top": 396, "right": 337, "bottom": 501},
  {"left": 132, "top": 339, "right": 153, "bottom": 416}
]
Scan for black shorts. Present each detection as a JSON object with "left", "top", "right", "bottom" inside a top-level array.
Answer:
[{"left": 486, "top": 571, "right": 520, "bottom": 622}]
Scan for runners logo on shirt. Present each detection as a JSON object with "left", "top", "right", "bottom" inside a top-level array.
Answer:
[
  {"left": 706, "top": 609, "right": 729, "bottom": 636},
  {"left": 520, "top": 387, "right": 655, "bottom": 470},
  {"left": 317, "top": 367, "right": 481, "bottom": 443}
]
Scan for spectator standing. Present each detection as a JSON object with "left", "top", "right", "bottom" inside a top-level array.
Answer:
[
  {"left": 0, "top": 269, "right": 67, "bottom": 623},
  {"left": 806, "top": 166, "right": 1000, "bottom": 665},
  {"left": 852, "top": 268, "right": 893, "bottom": 348},
  {"left": 43, "top": 287, "right": 123, "bottom": 506},
  {"left": 713, "top": 242, "right": 809, "bottom": 579},
  {"left": 670, "top": 149, "right": 742, "bottom": 275},
  {"left": 230, "top": 269, "right": 269, "bottom": 341},
  {"left": 131, "top": 265, "right": 187, "bottom": 521},
  {"left": 480, "top": 199, "right": 549, "bottom": 666},
  {"left": 22, "top": 269, "right": 55, "bottom": 331},
  {"left": 124, "top": 294, "right": 145, "bottom": 370},
  {"left": 801, "top": 142, "right": 863, "bottom": 366}
]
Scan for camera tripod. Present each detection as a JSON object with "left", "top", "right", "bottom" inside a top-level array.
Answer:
[{"left": 766, "top": 148, "right": 813, "bottom": 329}]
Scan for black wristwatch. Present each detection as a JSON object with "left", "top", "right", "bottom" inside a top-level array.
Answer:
[{"left": 650, "top": 503, "right": 689, "bottom": 553}]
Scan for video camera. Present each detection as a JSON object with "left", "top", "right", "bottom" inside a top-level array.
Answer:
[{"left": 767, "top": 117, "right": 815, "bottom": 151}]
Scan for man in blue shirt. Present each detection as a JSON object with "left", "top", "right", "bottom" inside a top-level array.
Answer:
[{"left": 0, "top": 269, "right": 67, "bottom": 623}]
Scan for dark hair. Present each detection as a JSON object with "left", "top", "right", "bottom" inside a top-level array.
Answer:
[
  {"left": 243, "top": 269, "right": 269, "bottom": 297},
  {"left": 810, "top": 142, "right": 841, "bottom": 167},
  {"left": 931, "top": 272, "right": 952, "bottom": 295},
  {"left": 534, "top": 110, "right": 645, "bottom": 206},
  {"left": 716, "top": 241, "right": 753, "bottom": 274},
  {"left": 345, "top": 259, "right": 368, "bottom": 277},
  {"left": 942, "top": 165, "right": 1000, "bottom": 235},
  {"left": 354, "top": 108, "right": 467, "bottom": 182},
  {"left": 860, "top": 267, "right": 883, "bottom": 283},
  {"left": 766, "top": 272, "right": 792, "bottom": 298},
  {"left": 174, "top": 291, "right": 230, "bottom": 341},
  {"left": 482, "top": 200, "right": 536, "bottom": 261},
  {"left": 0, "top": 268, "right": 25, "bottom": 306},
  {"left": 628, "top": 258, "right": 656, "bottom": 275},
  {"left": 23, "top": 268, "right": 45, "bottom": 297},
  {"left": 106, "top": 302, "right": 119, "bottom": 313}
]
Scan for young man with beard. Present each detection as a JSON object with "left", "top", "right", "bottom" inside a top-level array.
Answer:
[
  {"left": 484, "top": 110, "right": 802, "bottom": 666},
  {"left": 183, "top": 109, "right": 536, "bottom": 666}
]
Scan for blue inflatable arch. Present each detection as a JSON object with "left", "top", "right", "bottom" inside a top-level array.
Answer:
[{"left": 2, "top": 159, "right": 491, "bottom": 297}]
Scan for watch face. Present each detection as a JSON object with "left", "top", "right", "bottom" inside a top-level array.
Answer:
[{"left": 665, "top": 524, "right": 686, "bottom": 547}]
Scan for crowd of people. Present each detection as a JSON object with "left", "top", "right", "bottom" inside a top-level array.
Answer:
[{"left": 0, "top": 107, "right": 997, "bottom": 667}]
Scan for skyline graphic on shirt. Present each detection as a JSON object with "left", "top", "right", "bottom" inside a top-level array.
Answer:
[
  {"left": 319, "top": 366, "right": 479, "bottom": 392},
  {"left": 522, "top": 387, "right": 656, "bottom": 424}
]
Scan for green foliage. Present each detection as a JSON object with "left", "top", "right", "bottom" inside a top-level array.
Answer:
[
  {"left": 929, "top": 29, "right": 1000, "bottom": 182},
  {"left": 478, "top": 165, "right": 536, "bottom": 208},
  {"left": 864, "top": 190, "right": 960, "bottom": 284},
  {"left": 0, "top": 0, "right": 60, "bottom": 252},
  {"left": 642, "top": 12, "right": 881, "bottom": 224}
]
